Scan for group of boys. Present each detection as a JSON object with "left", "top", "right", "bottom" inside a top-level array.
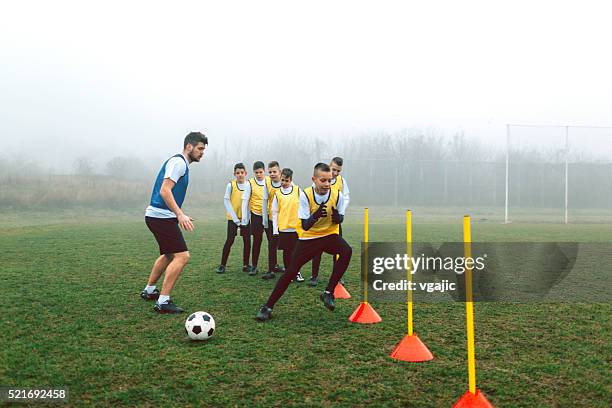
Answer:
[
  {"left": 216, "top": 160, "right": 290, "bottom": 280},
  {"left": 139, "top": 132, "right": 353, "bottom": 322},
  {"left": 254, "top": 160, "right": 352, "bottom": 322}
]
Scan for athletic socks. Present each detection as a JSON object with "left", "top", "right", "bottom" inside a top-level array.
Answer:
[
  {"left": 157, "top": 295, "right": 170, "bottom": 305},
  {"left": 144, "top": 285, "right": 156, "bottom": 294}
]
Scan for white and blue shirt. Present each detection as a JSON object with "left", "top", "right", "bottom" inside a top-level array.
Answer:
[{"left": 145, "top": 154, "right": 189, "bottom": 219}]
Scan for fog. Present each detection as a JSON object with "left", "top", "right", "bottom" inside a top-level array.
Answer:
[{"left": 1, "top": 1, "right": 611, "bottom": 219}]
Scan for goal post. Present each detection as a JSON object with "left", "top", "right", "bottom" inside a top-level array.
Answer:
[{"left": 505, "top": 124, "right": 612, "bottom": 224}]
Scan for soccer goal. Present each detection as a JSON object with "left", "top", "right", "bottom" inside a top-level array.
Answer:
[{"left": 505, "top": 124, "right": 612, "bottom": 224}]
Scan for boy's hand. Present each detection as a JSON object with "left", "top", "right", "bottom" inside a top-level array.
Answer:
[
  {"left": 313, "top": 203, "right": 327, "bottom": 220},
  {"left": 331, "top": 207, "right": 343, "bottom": 224}
]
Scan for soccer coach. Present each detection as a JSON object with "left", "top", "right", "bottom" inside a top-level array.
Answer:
[{"left": 140, "top": 132, "right": 208, "bottom": 314}]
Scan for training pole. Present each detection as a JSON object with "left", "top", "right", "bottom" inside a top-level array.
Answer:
[
  {"left": 407, "top": 210, "right": 413, "bottom": 335},
  {"left": 464, "top": 215, "right": 476, "bottom": 394},
  {"left": 364, "top": 207, "right": 369, "bottom": 303},
  {"left": 451, "top": 215, "right": 493, "bottom": 407},
  {"left": 389, "top": 210, "right": 433, "bottom": 362},
  {"left": 348, "top": 207, "right": 381, "bottom": 323}
]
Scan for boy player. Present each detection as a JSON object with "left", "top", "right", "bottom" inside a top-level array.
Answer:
[
  {"left": 255, "top": 163, "right": 352, "bottom": 321},
  {"left": 216, "top": 163, "right": 251, "bottom": 274},
  {"left": 310, "top": 157, "right": 350, "bottom": 286},
  {"left": 262, "top": 161, "right": 284, "bottom": 280},
  {"left": 271, "top": 168, "right": 305, "bottom": 283},
  {"left": 241, "top": 161, "right": 266, "bottom": 275}
]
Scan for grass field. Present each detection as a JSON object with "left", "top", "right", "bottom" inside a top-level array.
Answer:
[{"left": 2, "top": 207, "right": 611, "bottom": 407}]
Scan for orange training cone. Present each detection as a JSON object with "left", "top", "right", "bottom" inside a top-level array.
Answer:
[
  {"left": 334, "top": 282, "right": 351, "bottom": 299},
  {"left": 452, "top": 390, "right": 494, "bottom": 408},
  {"left": 389, "top": 334, "right": 433, "bottom": 362},
  {"left": 348, "top": 302, "right": 382, "bottom": 323}
]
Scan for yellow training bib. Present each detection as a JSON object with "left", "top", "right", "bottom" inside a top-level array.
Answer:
[
  {"left": 330, "top": 174, "right": 343, "bottom": 193},
  {"left": 275, "top": 184, "right": 300, "bottom": 231},
  {"left": 248, "top": 177, "right": 265, "bottom": 215},
  {"left": 226, "top": 180, "right": 244, "bottom": 220},
  {"left": 297, "top": 186, "right": 340, "bottom": 239},
  {"left": 266, "top": 176, "right": 281, "bottom": 217}
]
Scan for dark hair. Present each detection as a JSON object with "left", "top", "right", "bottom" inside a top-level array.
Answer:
[
  {"left": 281, "top": 168, "right": 293, "bottom": 179},
  {"left": 184, "top": 132, "right": 208, "bottom": 148},
  {"left": 268, "top": 160, "right": 280, "bottom": 169},
  {"left": 313, "top": 162, "right": 330, "bottom": 175},
  {"left": 253, "top": 161, "right": 265, "bottom": 171},
  {"left": 331, "top": 157, "right": 343, "bottom": 167},
  {"left": 234, "top": 163, "right": 246, "bottom": 172}
]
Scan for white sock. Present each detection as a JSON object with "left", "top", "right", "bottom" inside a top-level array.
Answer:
[
  {"left": 157, "top": 295, "right": 170, "bottom": 305},
  {"left": 145, "top": 285, "right": 156, "bottom": 294}
]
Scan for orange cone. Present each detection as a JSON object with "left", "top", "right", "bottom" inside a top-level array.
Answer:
[
  {"left": 452, "top": 390, "right": 494, "bottom": 408},
  {"left": 348, "top": 302, "right": 382, "bottom": 323},
  {"left": 389, "top": 334, "right": 433, "bottom": 362},
  {"left": 334, "top": 282, "right": 351, "bottom": 299}
]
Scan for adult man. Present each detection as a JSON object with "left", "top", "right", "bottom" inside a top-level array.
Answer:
[
  {"left": 141, "top": 132, "right": 208, "bottom": 314},
  {"left": 255, "top": 163, "right": 352, "bottom": 321}
]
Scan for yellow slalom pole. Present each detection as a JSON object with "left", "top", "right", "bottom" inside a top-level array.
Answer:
[
  {"left": 463, "top": 215, "right": 477, "bottom": 395},
  {"left": 406, "top": 210, "right": 413, "bottom": 336},
  {"left": 363, "top": 208, "right": 369, "bottom": 304}
]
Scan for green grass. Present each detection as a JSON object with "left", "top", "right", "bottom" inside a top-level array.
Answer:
[{"left": 2, "top": 208, "right": 611, "bottom": 407}]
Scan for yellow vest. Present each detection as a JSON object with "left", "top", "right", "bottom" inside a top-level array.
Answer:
[
  {"left": 274, "top": 184, "right": 299, "bottom": 231},
  {"left": 226, "top": 179, "right": 245, "bottom": 220},
  {"left": 265, "top": 176, "right": 282, "bottom": 217},
  {"left": 248, "top": 177, "right": 265, "bottom": 215},
  {"left": 330, "top": 175, "right": 343, "bottom": 193},
  {"left": 297, "top": 186, "right": 340, "bottom": 239}
]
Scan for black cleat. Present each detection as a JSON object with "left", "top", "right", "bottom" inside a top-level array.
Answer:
[
  {"left": 249, "top": 267, "right": 259, "bottom": 276},
  {"left": 273, "top": 264, "right": 286, "bottom": 273},
  {"left": 261, "top": 271, "right": 275, "bottom": 280},
  {"left": 216, "top": 265, "right": 226, "bottom": 274},
  {"left": 308, "top": 277, "right": 318, "bottom": 287},
  {"left": 153, "top": 300, "right": 184, "bottom": 314},
  {"left": 242, "top": 264, "right": 252, "bottom": 273},
  {"left": 294, "top": 272, "right": 305, "bottom": 283},
  {"left": 140, "top": 288, "right": 160, "bottom": 301},
  {"left": 320, "top": 291, "right": 335, "bottom": 311},
  {"left": 255, "top": 305, "right": 273, "bottom": 322}
]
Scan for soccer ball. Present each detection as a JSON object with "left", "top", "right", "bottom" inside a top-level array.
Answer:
[{"left": 185, "top": 311, "right": 215, "bottom": 341}]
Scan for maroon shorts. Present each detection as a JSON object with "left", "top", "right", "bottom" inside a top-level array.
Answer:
[
  {"left": 145, "top": 216, "right": 188, "bottom": 255},
  {"left": 278, "top": 231, "right": 298, "bottom": 251}
]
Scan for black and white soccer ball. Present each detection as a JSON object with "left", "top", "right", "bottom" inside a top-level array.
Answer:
[{"left": 185, "top": 311, "right": 215, "bottom": 341}]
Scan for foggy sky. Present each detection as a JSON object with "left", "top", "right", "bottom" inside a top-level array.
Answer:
[{"left": 1, "top": 0, "right": 612, "bottom": 172}]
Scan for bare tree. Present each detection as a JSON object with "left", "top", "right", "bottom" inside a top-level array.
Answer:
[{"left": 74, "top": 157, "right": 94, "bottom": 176}]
